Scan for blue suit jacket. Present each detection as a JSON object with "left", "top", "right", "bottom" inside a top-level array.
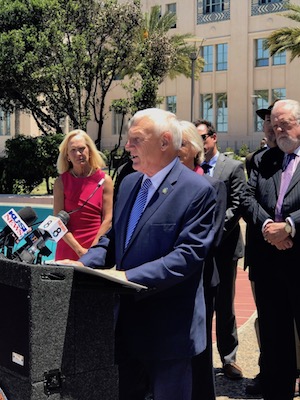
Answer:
[{"left": 80, "top": 159, "right": 216, "bottom": 360}]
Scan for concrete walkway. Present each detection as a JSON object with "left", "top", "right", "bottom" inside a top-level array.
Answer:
[
  {"left": 213, "top": 220, "right": 299, "bottom": 399},
  {"left": 213, "top": 268, "right": 261, "bottom": 399},
  {"left": 0, "top": 194, "right": 53, "bottom": 206}
]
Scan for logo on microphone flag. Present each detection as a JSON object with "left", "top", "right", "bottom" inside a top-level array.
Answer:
[
  {"left": 38, "top": 216, "right": 68, "bottom": 242},
  {"left": 2, "top": 208, "right": 31, "bottom": 240}
]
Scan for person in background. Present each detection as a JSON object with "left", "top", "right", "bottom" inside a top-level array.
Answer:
[
  {"left": 178, "top": 120, "right": 226, "bottom": 400},
  {"left": 245, "top": 100, "right": 279, "bottom": 178},
  {"left": 178, "top": 121, "right": 204, "bottom": 175},
  {"left": 194, "top": 119, "right": 246, "bottom": 380},
  {"left": 244, "top": 100, "right": 279, "bottom": 396},
  {"left": 241, "top": 99, "right": 300, "bottom": 400},
  {"left": 53, "top": 129, "right": 113, "bottom": 261},
  {"left": 58, "top": 108, "right": 217, "bottom": 400},
  {"left": 113, "top": 154, "right": 135, "bottom": 203},
  {"left": 245, "top": 137, "right": 267, "bottom": 178}
]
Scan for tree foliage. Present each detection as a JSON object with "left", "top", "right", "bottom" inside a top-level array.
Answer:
[
  {"left": 0, "top": 0, "right": 203, "bottom": 157},
  {"left": 0, "top": 0, "right": 142, "bottom": 147},
  {"left": 265, "top": 2, "right": 300, "bottom": 61},
  {"left": 1, "top": 134, "right": 63, "bottom": 194},
  {"left": 120, "top": 5, "right": 204, "bottom": 115},
  {"left": 111, "top": 5, "right": 204, "bottom": 127}
]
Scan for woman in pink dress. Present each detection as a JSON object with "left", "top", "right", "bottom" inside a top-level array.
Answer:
[{"left": 53, "top": 129, "right": 113, "bottom": 261}]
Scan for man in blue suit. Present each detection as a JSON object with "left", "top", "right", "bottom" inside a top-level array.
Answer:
[{"left": 65, "top": 108, "right": 217, "bottom": 400}]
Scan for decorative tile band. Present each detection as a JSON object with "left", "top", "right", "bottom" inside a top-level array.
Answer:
[
  {"left": 197, "top": 10, "right": 230, "bottom": 24},
  {"left": 251, "top": 1, "right": 286, "bottom": 16}
]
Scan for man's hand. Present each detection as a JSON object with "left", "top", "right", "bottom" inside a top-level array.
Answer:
[
  {"left": 263, "top": 222, "right": 289, "bottom": 245},
  {"left": 274, "top": 238, "right": 294, "bottom": 251}
]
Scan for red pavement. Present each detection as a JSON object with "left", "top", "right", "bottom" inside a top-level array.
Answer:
[{"left": 212, "top": 266, "right": 256, "bottom": 343}]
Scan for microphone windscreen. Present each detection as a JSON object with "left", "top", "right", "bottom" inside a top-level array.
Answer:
[
  {"left": 56, "top": 210, "right": 70, "bottom": 225},
  {"left": 18, "top": 207, "right": 38, "bottom": 226}
]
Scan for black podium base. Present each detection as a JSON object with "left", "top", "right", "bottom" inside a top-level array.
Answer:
[{"left": 0, "top": 259, "right": 119, "bottom": 400}]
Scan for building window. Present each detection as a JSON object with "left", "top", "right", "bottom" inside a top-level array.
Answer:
[
  {"left": 254, "top": 90, "right": 268, "bottom": 131},
  {"left": 273, "top": 50, "right": 286, "bottom": 65},
  {"left": 256, "top": 39, "right": 269, "bottom": 67},
  {"left": 216, "top": 43, "right": 228, "bottom": 71},
  {"left": 202, "top": 45, "right": 213, "bottom": 72},
  {"left": 0, "top": 109, "right": 11, "bottom": 136},
  {"left": 166, "top": 96, "right": 177, "bottom": 114},
  {"left": 216, "top": 93, "right": 227, "bottom": 132},
  {"left": 201, "top": 94, "right": 213, "bottom": 121},
  {"left": 166, "top": 3, "right": 176, "bottom": 28},
  {"left": 272, "top": 88, "right": 286, "bottom": 101},
  {"left": 204, "top": 0, "right": 224, "bottom": 13},
  {"left": 112, "top": 110, "right": 126, "bottom": 136}
]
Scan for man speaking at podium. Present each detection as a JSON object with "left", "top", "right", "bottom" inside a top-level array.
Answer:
[{"left": 62, "top": 108, "right": 216, "bottom": 400}]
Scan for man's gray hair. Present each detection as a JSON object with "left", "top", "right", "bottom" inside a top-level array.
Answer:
[
  {"left": 272, "top": 99, "right": 300, "bottom": 124},
  {"left": 128, "top": 108, "right": 182, "bottom": 150}
]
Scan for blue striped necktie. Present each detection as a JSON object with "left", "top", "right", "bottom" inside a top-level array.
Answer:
[{"left": 125, "top": 178, "right": 152, "bottom": 248}]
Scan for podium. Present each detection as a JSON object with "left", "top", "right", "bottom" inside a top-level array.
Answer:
[{"left": 0, "top": 258, "right": 138, "bottom": 400}]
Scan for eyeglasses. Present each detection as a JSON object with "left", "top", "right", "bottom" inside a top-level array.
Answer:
[
  {"left": 201, "top": 133, "right": 212, "bottom": 141},
  {"left": 272, "top": 119, "right": 297, "bottom": 131}
]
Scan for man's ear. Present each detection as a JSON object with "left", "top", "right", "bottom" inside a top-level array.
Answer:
[{"left": 161, "top": 132, "right": 171, "bottom": 149}]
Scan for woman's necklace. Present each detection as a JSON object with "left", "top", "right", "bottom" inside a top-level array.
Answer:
[{"left": 71, "top": 167, "right": 94, "bottom": 178}]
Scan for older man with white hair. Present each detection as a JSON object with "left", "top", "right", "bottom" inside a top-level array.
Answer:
[{"left": 241, "top": 99, "right": 300, "bottom": 400}]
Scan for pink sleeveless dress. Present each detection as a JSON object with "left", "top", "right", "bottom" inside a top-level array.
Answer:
[{"left": 55, "top": 169, "right": 105, "bottom": 261}]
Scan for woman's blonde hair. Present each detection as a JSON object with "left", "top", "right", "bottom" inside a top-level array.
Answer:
[
  {"left": 179, "top": 120, "right": 204, "bottom": 165},
  {"left": 57, "top": 129, "right": 106, "bottom": 174}
]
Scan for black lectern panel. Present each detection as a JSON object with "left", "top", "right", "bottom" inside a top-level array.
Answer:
[
  {"left": 0, "top": 283, "right": 30, "bottom": 375},
  {"left": 0, "top": 258, "right": 119, "bottom": 400}
]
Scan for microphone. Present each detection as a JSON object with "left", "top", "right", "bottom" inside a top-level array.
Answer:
[
  {"left": 13, "top": 210, "right": 70, "bottom": 264},
  {"left": 0, "top": 206, "right": 38, "bottom": 247}
]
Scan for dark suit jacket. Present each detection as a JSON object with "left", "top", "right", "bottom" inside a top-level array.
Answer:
[
  {"left": 213, "top": 153, "right": 246, "bottom": 262},
  {"left": 80, "top": 159, "right": 217, "bottom": 360},
  {"left": 243, "top": 146, "right": 268, "bottom": 272},
  {"left": 245, "top": 147, "right": 267, "bottom": 177},
  {"left": 241, "top": 146, "right": 300, "bottom": 281},
  {"left": 203, "top": 176, "right": 227, "bottom": 288}
]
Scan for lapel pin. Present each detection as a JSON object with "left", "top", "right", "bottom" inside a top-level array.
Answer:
[{"left": 162, "top": 187, "right": 168, "bottom": 194}]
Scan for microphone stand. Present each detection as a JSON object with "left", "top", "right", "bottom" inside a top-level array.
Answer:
[{"left": 4, "top": 234, "right": 15, "bottom": 260}]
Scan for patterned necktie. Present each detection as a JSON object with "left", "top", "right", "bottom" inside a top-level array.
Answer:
[
  {"left": 202, "top": 162, "right": 212, "bottom": 175},
  {"left": 125, "top": 178, "right": 152, "bottom": 248},
  {"left": 275, "top": 153, "right": 296, "bottom": 221}
]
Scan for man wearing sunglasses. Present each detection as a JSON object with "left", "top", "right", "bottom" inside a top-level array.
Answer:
[{"left": 194, "top": 119, "right": 246, "bottom": 382}]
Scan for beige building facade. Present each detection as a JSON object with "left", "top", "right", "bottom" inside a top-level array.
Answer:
[
  {"left": 102, "top": 0, "right": 300, "bottom": 152},
  {"left": 1, "top": 0, "right": 300, "bottom": 154}
]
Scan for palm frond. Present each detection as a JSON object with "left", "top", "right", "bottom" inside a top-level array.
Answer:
[
  {"left": 265, "top": 2, "right": 300, "bottom": 61},
  {"left": 266, "top": 27, "right": 300, "bottom": 60}
]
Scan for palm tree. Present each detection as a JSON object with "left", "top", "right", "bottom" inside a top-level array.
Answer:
[
  {"left": 265, "top": 3, "right": 300, "bottom": 61},
  {"left": 109, "top": 5, "right": 205, "bottom": 173},
  {"left": 112, "top": 5, "right": 204, "bottom": 112},
  {"left": 140, "top": 5, "right": 204, "bottom": 81}
]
